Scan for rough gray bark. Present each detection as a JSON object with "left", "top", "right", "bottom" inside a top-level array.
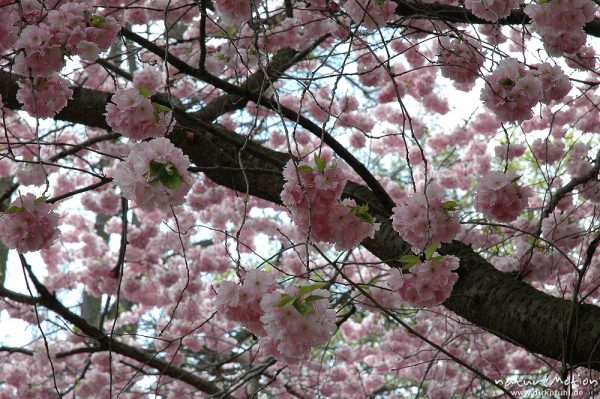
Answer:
[{"left": 1, "top": 69, "right": 599, "bottom": 371}]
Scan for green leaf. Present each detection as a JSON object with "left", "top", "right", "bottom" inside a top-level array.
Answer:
[
  {"left": 148, "top": 160, "right": 165, "bottom": 177},
  {"left": 511, "top": 175, "right": 522, "bottom": 184},
  {"left": 398, "top": 255, "right": 420, "bottom": 266},
  {"left": 145, "top": 161, "right": 183, "bottom": 191},
  {"left": 351, "top": 203, "right": 374, "bottom": 224},
  {"left": 424, "top": 242, "right": 440, "bottom": 261},
  {"left": 304, "top": 295, "right": 325, "bottom": 303},
  {"left": 276, "top": 294, "right": 295, "bottom": 308},
  {"left": 299, "top": 283, "right": 326, "bottom": 297},
  {"left": 292, "top": 299, "right": 314, "bottom": 315},
  {"left": 159, "top": 173, "right": 182, "bottom": 191},
  {"left": 356, "top": 212, "right": 373, "bottom": 224},
  {"left": 33, "top": 196, "right": 48, "bottom": 205},
  {"left": 297, "top": 165, "right": 313, "bottom": 174},
  {"left": 442, "top": 200, "right": 459, "bottom": 212},
  {"left": 430, "top": 255, "right": 445, "bottom": 262},
  {"left": 89, "top": 14, "right": 107, "bottom": 28},
  {"left": 4, "top": 206, "right": 24, "bottom": 214},
  {"left": 313, "top": 154, "right": 326, "bottom": 172},
  {"left": 152, "top": 103, "right": 171, "bottom": 122},
  {"left": 138, "top": 87, "right": 151, "bottom": 98},
  {"left": 498, "top": 77, "right": 515, "bottom": 87}
]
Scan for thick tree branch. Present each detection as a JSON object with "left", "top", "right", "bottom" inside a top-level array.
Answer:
[
  {"left": 1, "top": 69, "right": 600, "bottom": 372},
  {"left": 391, "top": 1, "right": 600, "bottom": 38}
]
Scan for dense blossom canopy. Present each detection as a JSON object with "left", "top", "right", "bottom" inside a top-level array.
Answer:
[{"left": 0, "top": 0, "right": 599, "bottom": 398}]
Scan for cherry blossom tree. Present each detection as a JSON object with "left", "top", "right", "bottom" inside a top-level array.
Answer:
[{"left": 0, "top": 0, "right": 600, "bottom": 398}]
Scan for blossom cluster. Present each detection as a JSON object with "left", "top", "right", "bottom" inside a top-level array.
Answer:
[
  {"left": 105, "top": 88, "right": 174, "bottom": 140},
  {"left": 531, "top": 138, "right": 565, "bottom": 164},
  {"left": 475, "top": 171, "right": 532, "bottom": 222},
  {"left": 214, "top": 270, "right": 276, "bottom": 337},
  {"left": 260, "top": 284, "right": 337, "bottom": 364},
  {"left": 389, "top": 255, "right": 460, "bottom": 307},
  {"left": 15, "top": 2, "right": 119, "bottom": 72},
  {"left": 436, "top": 36, "right": 485, "bottom": 91},
  {"left": 391, "top": 183, "right": 461, "bottom": 252},
  {"left": 343, "top": 0, "right": 398, "bottom": 30},
  {"left": 464, "top": 0, "right": 520, "bottom": 22},
  {"left": 12, "top": 1, "right": 119, "bottom": 118},
  {"left": 112, "top": 138, "right": 191, "bottom": 211},
  {"left": 525, "top": 0, "right": 596, "bottom": 56},
  {"left": 281, "top": 156, "right": 379, "bottom": 251},
  {"left": 215, "top": 271, "right": 336, "bottom": 364},
  {"left": 132, "top": 67, "right": 164, "bottom": 95},
  {"left": 16, "top": 74, "right": 73, "bottom": 119},
  {"left": 481, "top": 58, "right": 571, "bottom": 123},
  {"left": 0, "top": 194, "right": 60, "bottom": 253},
  {"left": 213, "top": 0, "right": 253, "bottom": 26}
]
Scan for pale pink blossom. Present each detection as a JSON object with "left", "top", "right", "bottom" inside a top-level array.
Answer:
[
  {"left": 565, "top": 45, "right": 596, "bottom": 71},
  {"left": 525, "top": 0, "right": 595, "bottom": 55},
  {"left": 14, "top": 25, "right": 64, "bottom": 77},
  {"left": 214, "top": 0, "right": 252, "bottom": 26},
  {"left": 260, "top": 285, "right": 336, "bottom": 364},
  {"left": 0, "top": 9, "right": 19, "bottom": 53},
  {"left": 105, "top": 88, "right": 175, "bottom": 140},
  {"left": 133, "top": 67, "right": 164, "bottom": 95},
  {"left": 391, "top": 182, "right": 460, "bottom": 252},
  {"left": 475, "top": 171, "right": 532, "bottom": 222},
  {"left": 531, "top": 138, "right": 565, "bottom": 164},
  {"left": 436, "top": 36, "right": 485, "bottom": 91},
  {"left": 281, "top": 157, "right": 379, "bottom": 251},
  {"left": 389, "top": 255, "right": 459, "bottom": 307},
  {"left": 0, "top": 194, "right": 60, "bottom": 253},
  {"left": 343, "top": 0, "right": 397, "bottom": 30},
  {"left": 480, "top": 58, "right": 543, "bottom": 123},
  {"left": 112, "top": 137, "right": 191, "bottom": 211},
  {"left": 16, "top": 74, "right": 73, "bottom": 119},
  {"left": 494, "top": 143, "right": 525, "bottom": 160},
  {"left": 464, "top": 0, "right": 520, "bottom": 22},
  {"left": 214, "top": 270, "right": 276, "bottom": 337}
]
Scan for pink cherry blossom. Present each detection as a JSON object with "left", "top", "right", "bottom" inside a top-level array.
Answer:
[
  {"left": 343, "top": 0, "right": 397, "bottom": 30},
  {"left": 494, "top": 143, "right": 525, "bottom": 160},
  {"left": 16, "top": 74, "right": 73, "bottom": 119},
  {"left": 531, "top": 138, "right": 565, "bottom": 164},
  {"left": 436, "top": 36, "right": 485, "bottom": 91},
  {"left": 525, "top": 0, "right": 595, "bottom": 56},
  {"left": 213, "top": 0, "right": 253, "bottom": 26},
  {"left": 475, "top": 171, "right": 532, "bottom": 222},
  {"left": 260, "top": 285, "right": 336, "bottom": 364},
  {"left": 480, "top": 58, "right": 543, "bottom": 123},
  {"left": 14, "top": 25, "right": 64, "bottom": 77},
  {"left": 281, "top": 157, "right": 379, "bottom": 251},
  {"left": 0, "top": 9, "right": 19, "bottom": 53},
  {"left": 105, "top": 88, "right": 175, "bottom": 140},
  {"left": 533, "top": 63, "right": 571, "bottom": 104},
  {"left": 389, "top": 255, "right": 460, "bottom": 307},
  {"left": 464, "top": 0, "right": 520, "bottom": 22},
  {"left": 565, "top": 45, "right": 596, "bottom": 71},
  {"left": 0, "top": 193, "right": 60, "bottom": 253},
  {"left": 215, "top": 270, "right": 276, "bottom": 337},
  {"left": 391, "top": 182, "right": 460, "bottom": 252},
  {"left": 112, "top": 137, "right": 191, "bottom": 211},
  {"left": 133, "top": 67, "right": 164, "bottom": 95}
]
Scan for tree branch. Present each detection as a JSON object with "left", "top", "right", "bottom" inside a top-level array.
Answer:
[{"left": 1, "top": 66, "right": 600, "bottom": 372}]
